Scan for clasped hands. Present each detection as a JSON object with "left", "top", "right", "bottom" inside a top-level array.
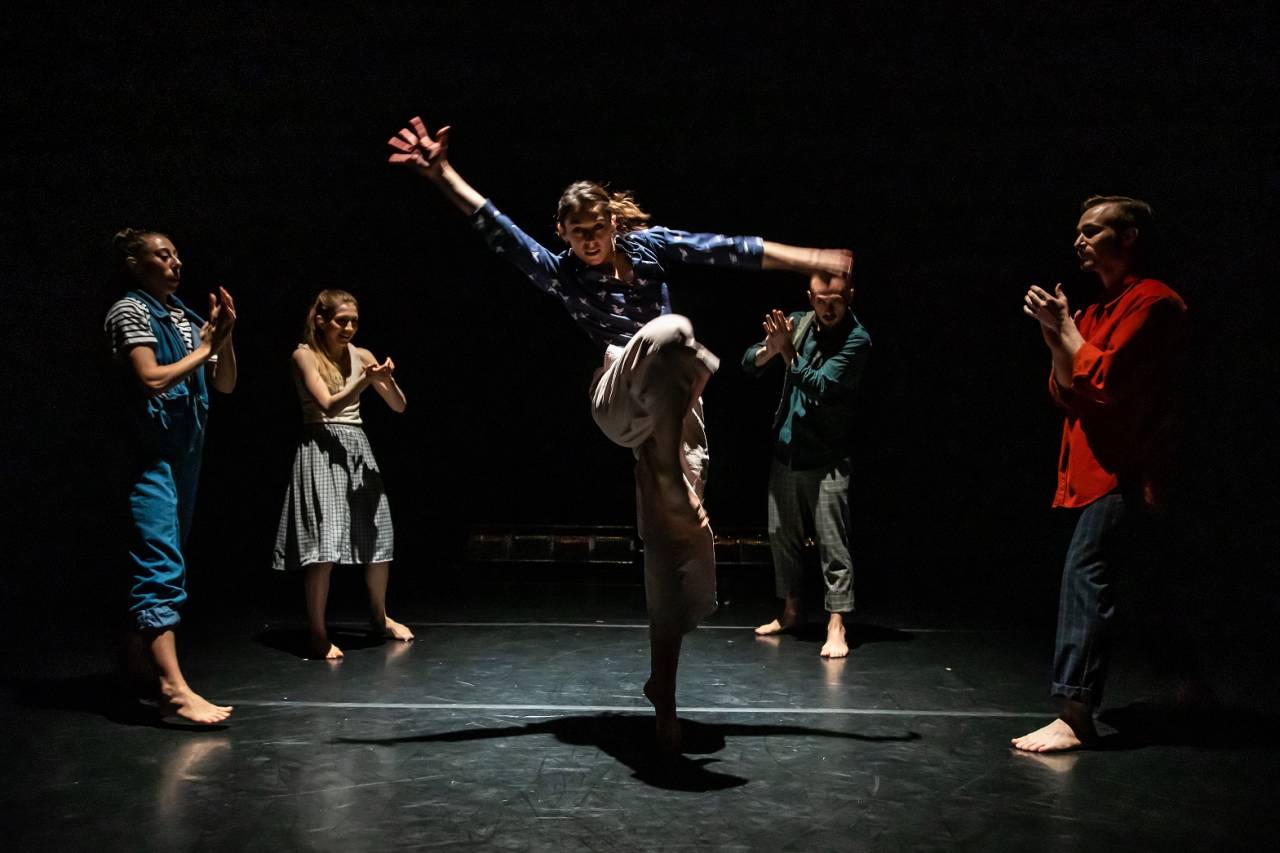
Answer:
[{"left": 200, "top": 286, "right": 237, "bottom": 353}]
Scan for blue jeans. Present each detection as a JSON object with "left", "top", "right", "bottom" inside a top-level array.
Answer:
[
  {"left": 1050, "top": 491, "right": 1142, "bottom": 706},
  {"left": 127, "top": 410, "right": 204, "bottom": 631}
]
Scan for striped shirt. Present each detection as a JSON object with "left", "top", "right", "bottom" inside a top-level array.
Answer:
[{"left": 104, "top": 295, "right": 215, "bottom": 361}]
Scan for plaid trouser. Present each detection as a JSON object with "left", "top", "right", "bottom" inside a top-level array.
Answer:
[{"left": 767, "top": 457, "right": 854, "bottom": 613}]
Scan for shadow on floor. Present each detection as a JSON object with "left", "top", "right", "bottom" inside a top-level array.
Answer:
[
  {"left": 337, "top": 712, "right": 920, "bottom": 792},
  {"left": 2, "top": 674, "right": 229, "bottom": 731},
  {"left": 253, "top": 626, "right": 387, "bottom": 659},
  {"left": 1095, "top": 702, "right": 1280, "bottom": 750}
]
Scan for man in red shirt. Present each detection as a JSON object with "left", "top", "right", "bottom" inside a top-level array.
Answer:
[{"left": 1013, "top": 195, "right": 1188, "bottom": 752}]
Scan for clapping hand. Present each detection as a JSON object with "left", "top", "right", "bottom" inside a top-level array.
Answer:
[
  {"left": 367, "top": 356, "right": 396, "bottom": 384},
  {"left": 762, "top": 309, "right": 795, "bottom": 360}
]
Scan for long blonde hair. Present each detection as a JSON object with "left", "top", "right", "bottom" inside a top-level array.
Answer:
[{"left": 302, "top": 289, "right": 358, "bottom": 393}]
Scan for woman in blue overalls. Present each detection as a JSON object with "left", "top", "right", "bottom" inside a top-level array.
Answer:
[{"left": 104, "top": 228, "right": 238, "bottom": 724}]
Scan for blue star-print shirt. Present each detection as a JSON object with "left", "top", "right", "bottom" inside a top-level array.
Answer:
[{"left": 470, "top": 200, "right": 765, "bottom": 350}]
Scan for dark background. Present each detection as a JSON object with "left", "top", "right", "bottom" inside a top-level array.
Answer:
[{"left": 3, "top": 3, "right": 1276, "bottom": 643}]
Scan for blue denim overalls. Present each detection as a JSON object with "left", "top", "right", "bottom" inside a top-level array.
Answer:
[{"left": 124, "top": 289, "right": 210, "bottom": 631}]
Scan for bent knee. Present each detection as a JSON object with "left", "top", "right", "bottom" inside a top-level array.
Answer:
[{"left": 637, "top": 314, "right": 696, "bottom": 351}]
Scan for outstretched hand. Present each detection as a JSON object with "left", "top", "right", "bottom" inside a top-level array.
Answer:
[{"left": 387, "top": 116, "right": 450, "bottom": 177}]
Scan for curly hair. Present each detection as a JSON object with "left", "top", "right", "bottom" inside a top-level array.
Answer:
[
  {"left": 556, "top": 181, "right": 651, "bottom": 233},
  {"left": 302, "top": 289, "right": 359, "bottom": 393}
]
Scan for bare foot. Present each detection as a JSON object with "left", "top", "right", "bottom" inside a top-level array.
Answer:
[
  {"left": 820, "top": 617, "right": 849, "bottom": 658},
  {"left": 1011, "top": 716, "right": 1096, "bottom": 752},
  {"left": 377, "top": 616, "right": 415, "bottom": 642},
  {"left": 308, "top": 634, "right": 343, "bottom": 660},
  {"left": 160, "top": 686, "right": 233, "bottom": 725},
  {"left": 755, "top": 597, "right": 801, "bottom": 636},
  {"left": 643, "top": 678, "right": 682, "bottom": 754}
]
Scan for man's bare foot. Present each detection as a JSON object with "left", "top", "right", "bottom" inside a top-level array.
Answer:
[
  {"left": 755, "top": 597, "right": 801, "bottom": 636},
  {"left": 308, "top": 633, "right": 343, "bottom": 660},
  {"left": 376, "top": 616, "right": 415, "bottom": 642},
  {"left": 643, "top": 678, "right": 682, "bottom": 753},
  {"left": 160, "top": 686, "right": 233, "bottom": 725},
  {"left": 1011, "top": 716, "right": 1097, "bottom": 752},
  {"left": 820, "top": 616, "right": 849, "bottom": 658}
]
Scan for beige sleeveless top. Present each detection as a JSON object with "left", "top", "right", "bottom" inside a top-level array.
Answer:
[{"left": 295, "top": 343, "right": 364, "bottom": 425}]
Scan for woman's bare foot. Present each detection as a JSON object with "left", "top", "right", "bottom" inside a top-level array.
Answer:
[
  {"left": 643, "top": 678, "right": 682, "bottom": 754},
  {"left": 376, "top": 616, "right": 415, "bottom": 642},
  {"left": 160, "top": 685, "right": 233, "bottom": 725},
  {"left": 820, "top": 614, "right": 849, "bottom": 658},
  {"left": 1011, "top": 713, "right": 1097, "bottom": 753},
  {"left": 308, "top": 633, "right": 343, "bottom": 660}
]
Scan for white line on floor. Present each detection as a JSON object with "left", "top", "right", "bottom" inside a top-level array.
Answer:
[{"left": 231, "top": 700, "right": 1046, "bottom": 718}]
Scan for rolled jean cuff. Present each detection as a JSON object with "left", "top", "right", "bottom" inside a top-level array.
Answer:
[
  {"left": 1051, "top": 681, "right": 1099, "bottom": 706},
  {"left": 135, "top": 604, "right": 182, "bottom": 631}
]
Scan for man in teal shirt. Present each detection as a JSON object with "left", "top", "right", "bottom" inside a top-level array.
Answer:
[{"left": 742, "top": 273, "right": 871, "bottom": 657}]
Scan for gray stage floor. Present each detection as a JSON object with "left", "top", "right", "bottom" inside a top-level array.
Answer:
[{"left": 3, "top": 578, "right": 1277, "bottom": 852}]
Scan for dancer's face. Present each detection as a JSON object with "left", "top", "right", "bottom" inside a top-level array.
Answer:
[
  {"left": 128, "top": 234, "right": 182, "bottom": 298},
  {"left": 318, "top": 303, "right": 359, "bottom": 352},
  {"left": 1074, "top": 204, "right": 1135, "bottom": 276},
  {"left": 558, "top": 204, "right": 617, "bottom": 267},
  {"left": 808, "top": 273, "right": 852, "bottom": 329}
]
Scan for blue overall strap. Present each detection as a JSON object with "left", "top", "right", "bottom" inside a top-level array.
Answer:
[{"left": 127, "top": 289, "right": 210, "bottom": 433}]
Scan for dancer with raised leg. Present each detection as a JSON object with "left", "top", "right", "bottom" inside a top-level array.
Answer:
[
  {"left": 105, "top": 228, "right": 237, "bottom": 724},
  {"left": 387, "top": 116, "right": 851, "bottom": 750}
]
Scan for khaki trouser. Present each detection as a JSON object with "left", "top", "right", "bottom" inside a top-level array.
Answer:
[{"left": 590, "top": 314, "right": 718, "bottom": 637}]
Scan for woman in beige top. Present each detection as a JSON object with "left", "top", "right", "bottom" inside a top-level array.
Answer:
[{"left": 272, "top": 289, "right": 411, "bottom": 660}]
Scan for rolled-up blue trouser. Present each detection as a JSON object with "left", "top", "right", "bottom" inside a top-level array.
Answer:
[{"left": 127, "top": 414, "right": 204, "bottom": 631}]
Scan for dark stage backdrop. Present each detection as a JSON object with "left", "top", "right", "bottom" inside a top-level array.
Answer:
[{"left": 3, "top": 4, "right": 1276, "bottom": 634}]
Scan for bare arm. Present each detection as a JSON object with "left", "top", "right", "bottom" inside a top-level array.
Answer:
[
  {"left": 292, "top": 347, "right": 370, "bottom": 417},
  {"left": 761, "top": 242, "right": 853, "bottom": 278},
  {"left": 359, "top": 349, "right": 407, "bottom": 413},
  {"left": 387, "top": 117, "right": 485, "bottom": 215},
  {"left": 127, "top": 343, "right": 217, "bottom": 396}
]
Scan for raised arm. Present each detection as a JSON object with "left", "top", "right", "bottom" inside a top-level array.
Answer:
[
  {"left": 387, "top": 115, "right": 564, "bottom": 294},
  {"left": 762, "top": 242, "right": 853, "bottom": 278},
  {"left": 387, "top": 116, "right": 484, "bottom": 215},
  {"left": 292, "top": 347, "right": 370, "bottom": 417}
]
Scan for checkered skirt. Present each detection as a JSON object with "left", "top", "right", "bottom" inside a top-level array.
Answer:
[{"left": 272, "top": 424, "right": 394, "bottom": 570}]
